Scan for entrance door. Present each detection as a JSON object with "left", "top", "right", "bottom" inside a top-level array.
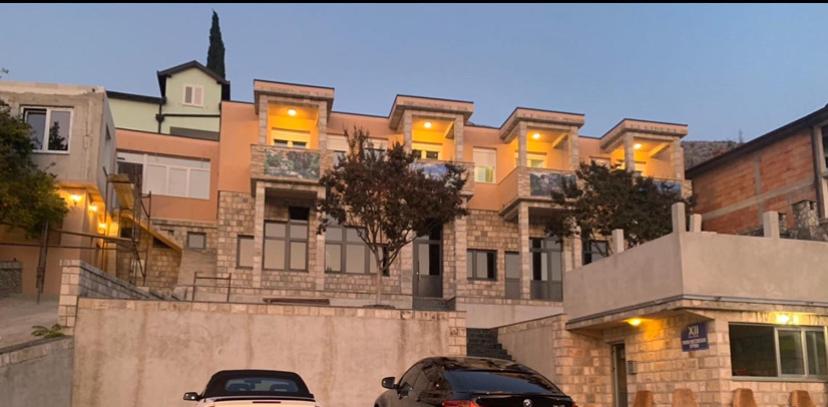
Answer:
[
  {"left": 414, "top": 226, "right": 442, "bottom": 298},
  {"left": 612, "top": 343, "right": 628, "bottom": 407}
]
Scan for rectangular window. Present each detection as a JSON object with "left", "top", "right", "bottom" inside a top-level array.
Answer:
[
  {"left": 514, "top": 151, "right": 546, "bottom": 168},
  {"left": 473, "top": 148, "right": 496, "bottom": 183},
  {"left": 23, "top": 107, "right": 72, "bottom": 152},
  {"left": 263, "top": 207, "right": 309, "bottom": 272},
  {"left": 531, "top": 237, "right": 562, "bottom": 301},
  {"left": 324, "top": 223, "right": 376, "bottom": 274},
  {"left": 237, "top": 236, "right": 254, "bottom": 268},
  {"left": 412, "top": 142, "right": 442, "bottom": 160},
  {"left": 582, "top": 239, "right": 608, "bottom": 265},
  {"left": 729, "top": 324, "right": 828, "bottom": 378},
  {"left": 505, "top": 251, "right": 521, "bottom": 299},
  {"left": 183, "top": 85, "right": 204, "bottom": 107},
  {"left": 116, "top": 151, "right": 211, "bottom": 199},
  {"left": 271, "top": 128, "right": 310, "bottom": 148},
  {"left": 467, "top": 249, "right": 496, "bottom": 280},
  {"left": 187, "top": 232, "right": 206, "bottom": 249}
]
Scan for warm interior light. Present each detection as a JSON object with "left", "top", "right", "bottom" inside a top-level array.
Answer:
[
  {"left": 633, "top": 143, "right": 643, "bottom": 150},
  {"left": 532, "top": 132, "right": 541, "bottom": 140},
  {"left": 88, "top": 203, "right": 98, "bottom": 213},
  {"left": 97, "top": 222, "right": 107, "bottom": 234},
  {"left": 287, "top": 108, "right": 297, "bottom": 117},
  {"left": 424, "top": 121, "right": 433, "bottom": 129},
  {"left": 627, "top": 318, "right": 643, "bottom": 327},
  {"left": 69, "top": 193, "right": 83, "bottom": 205},
  {"left": 776, "top": 314, "right": 791, "bottom": 325}
]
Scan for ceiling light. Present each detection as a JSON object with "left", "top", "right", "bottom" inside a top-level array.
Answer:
[
  {"left": 776, "top": 314, "right": 791, "bottom": 325},
  {"left": 626, "top": 318, "right": 643, "bottom": 327},
  {"left": 88, "top": 203, "right": 98, "bottom": 213},
  {"left": 532, "top": 133, "right": 541, "bottom": 140},
  {"left": 69, "top": 193, "right": 83, "bottom": 206},
  {"left": 287, "top": 108, "right": 297, "bottom": 117},
  {"left": 633, "top": 143, "right": 642, "bottom": 150},
  {"left": 424, "top": 121, "right": 433, "bottom": 129}
]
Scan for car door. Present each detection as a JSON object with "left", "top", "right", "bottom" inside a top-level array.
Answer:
[
  {"left": 412, "top": 365, "right": 445, "bottom": 407},
  {"left": 394, "top": 364, "right": 423, "bottom": 407}
]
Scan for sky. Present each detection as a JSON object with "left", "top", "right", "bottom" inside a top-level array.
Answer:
[{"left": 2, "top": 4, "right": 828, "bottom": 141}]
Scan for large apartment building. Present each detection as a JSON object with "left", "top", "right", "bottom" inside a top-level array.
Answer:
[{"left": 104, "top": 69, "right": 690, "bottom": 327}]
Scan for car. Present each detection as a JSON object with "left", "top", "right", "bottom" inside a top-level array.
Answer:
[
  {"left": 375, "top": 356, "right": 574, "bottom": 407},
  {"left": 183, "top": 369, "right": 318, "bottom": 406}
]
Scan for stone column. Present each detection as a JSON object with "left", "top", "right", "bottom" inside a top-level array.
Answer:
[
  {"left": 671, "top": 202, "right": 686, "bottom": 233},
  {"left": 518, "top": 203, "right": 531, "bottom": 299},
  {"left": 316, "top": 100, "right": 329, "bottom": 170},
  {"left": 671, "top": 139, "right": 684, "bottom": 180},
  {"left": 611, "top": 229, "right": 625, "bottom": 254},
  {"left": 689, "top": 214, "right": 703, "bottom": 232},
  {"left": 258, "top": 96, "right": 269, "bottom": 145},
  {"left": 403, "top": 111, "right": 413, "bottom": 152},
  {"left": 568, "top": 126, "right": 580, "bottom": 169},
  {"left": 451, "top": 216, "right": 467, "bottom": 300},
  {"left": 400, "top": 242, "right": 414, "bottom": 297},
  {"left": 453, "top": 116, "right": 464, "bottom": 161},
  {"left": 623, "top": 133, "right": 635, "bottom": 172},
  {"left": 517, "top": 122, "right": 528, "bottom": 169},
  {"left": 252, "top": 182, "right": 266, "bottom": 288},
  {"left": 312, "top": 194, "right": 325, "bottom": 291}
]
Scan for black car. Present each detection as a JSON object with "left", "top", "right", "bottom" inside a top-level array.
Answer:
[
  {"left": 183, "top": 369, "right": 317, "bottom": 406},
  {"left": 375, "top": 357, "right": 574, "bottom": 407}
]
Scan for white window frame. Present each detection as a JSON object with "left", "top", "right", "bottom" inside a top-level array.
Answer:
[
  {"left": 22, "top": 106, "right": 73, "bottom": 154},
  {"left": 473, "top": 148, "right": 497, "bottom": 184},
  {"left": 412, "top": 142, "right": 441, "bottom": 160},
  {"left": 515, "top": 151, "right": 546, "bottom": 168},
  {"left": 730, "top": 323, "right": 828, "bottom": 379},
  {"left": 117, "top": 151, "right": 211, "bottom": 200},
  {"left": 182, "top": 84, "right": 204, "bottom": 107},
  {"left": 271, "top": 128, "right": 311, "bottom": 148}
]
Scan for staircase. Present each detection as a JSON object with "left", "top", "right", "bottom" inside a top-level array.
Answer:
[
  {"left": 413, "top": 296, "right": 455, "bottom": 311},
  {"left": 466, "top": 328, "right": 513, "bottom": 360}
]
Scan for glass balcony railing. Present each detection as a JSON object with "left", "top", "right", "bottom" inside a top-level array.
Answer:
[
  {"left": 528, "top": 169, "right": 576, "bottom": 197},
  {"left": 251, "top": 144, "right": 320, "bottom": 181},
  {"left": 410, "top": 159, "right": 475, "bottom": 194}
]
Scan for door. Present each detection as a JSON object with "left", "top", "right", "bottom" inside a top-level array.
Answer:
[
  {"left": 612, "top": 343, "right": 628, "bottom": 407},
  {"left": 414, "top": 226, "right": 442, "bottom": 298}
]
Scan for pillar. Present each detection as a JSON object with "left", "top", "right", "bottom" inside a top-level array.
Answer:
[
  {"left": 517, "top": 122, "right": 528, "bottom": 169},
  {"left": 689, "top": 214, "right": 703, "bottom": 232},
  {"left": 568, "top": 125, "right": 580, "bottom": 169},
  {"left": 453, "top": 116, "right": 464, "bottom": 161},
  {"left": 451, "top": 216, "right": 466, "bottom": 299},
  {"left": 763, "top": 211, "right": 780, "bottom": 238},
  {"left": 402, "top": 111, "right": 413, "bottom": 152},
  {"left": 671, "top": 202, "right": 686, "bottom": 233},
  {"left": 611, "top": 229, "right": 625, "bottom": 255},
  {"left": 252, "top": 182, "right": 266, "bottom": 288},
  {"left": 518, "top": 203, "right": 531, "bottom": 299},
  {"left": 624, "top": 133, "right": 635, "bottom": 173}
]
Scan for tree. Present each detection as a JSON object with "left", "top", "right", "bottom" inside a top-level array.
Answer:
[
  {"left": 0, "top": 100, "right": 67, "bottom": 237},
  {"left": 546, "top": 162, "right": 692, "bottom": 254},
  {"left": 318, "top": 127, "right": 468, "bottom": 306},
  {"left": 206, "top": 10, "right": 226, "bottom": 78}
]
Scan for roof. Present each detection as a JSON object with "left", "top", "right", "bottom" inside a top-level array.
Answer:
[
  {"left": 106, "top": 90, "right": 163, "bottom": 104},
  {"left": 686, "top": 104, "right": 828, "bottom": 177},
  {"left": 203, "top": 369, "right": 311, "bottom": 399},
  {"left": 156, "top": 60, "right": 230, "bottom": 101},
  {"left": 416, "top": 356, "right": 522, "bottom": 371}
]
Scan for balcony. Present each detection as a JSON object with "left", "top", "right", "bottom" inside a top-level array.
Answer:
[
  {"left": 251, "top": 144, "right": 320, "bottom": 183},
  {"left": 564, "top": 231, "right": 828, "bottom": 326},
  {"left": 411, "top": 159, "right": 475, "bottom": 195},
  {"left": 497, "top": 167, "right": 575, "bottom": 213}
]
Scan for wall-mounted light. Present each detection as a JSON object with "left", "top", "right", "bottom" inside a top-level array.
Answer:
[
  {"left": 287, "top": 108, "right": 297, "bottom": 117},
  {"left": 626, "top": 318, "right": 643, "bottom": 327},
  {"left": 776, "top": 313, "right": 792, "bottom": 325},
  {"left": 633, "top": 143, "right": 643, "bottom": 150},
  {"left": 69, "top": 193, "right": 83, "bottom": 207},
  {"left": 532, "top": 132, "right": 541, "bottom": 140},
  {"left": 97, "top": 222, "right": 107, "bottom": 234},
  {"left": 423, "top": 121, "right": 433, "bottom": 129},
  {"left": 88, "top": 203, "right": 98, "bottom": 213}
]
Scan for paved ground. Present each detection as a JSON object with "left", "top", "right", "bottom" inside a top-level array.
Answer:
[{"left": 0, "top": 295, "right": 58, "bottom": 349}]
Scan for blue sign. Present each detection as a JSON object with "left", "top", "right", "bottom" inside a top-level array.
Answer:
[{"left": 681, "top": 322, "right": 709, "bottom": 351}]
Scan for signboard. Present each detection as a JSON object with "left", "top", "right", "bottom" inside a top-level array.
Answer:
[{"left": 681, "top": 322, "right": 709, "bottom": 351}]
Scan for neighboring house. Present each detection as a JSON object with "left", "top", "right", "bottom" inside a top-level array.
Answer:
[
  {"left": 0, "top": 81, "right": 118, "bottom": 297},
  {"left": 107, "top": 61, "right": 229, "bottom": 291},
  {"left": 687, "top": 105, "right": 828, "bottom": 237},
  {"left": 209, "top": 79, "right": 690, "bottom": 327}
]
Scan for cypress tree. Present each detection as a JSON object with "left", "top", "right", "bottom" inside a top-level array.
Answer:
[{"left": 207, "top": 10, "right": 226, "bottom": 78}]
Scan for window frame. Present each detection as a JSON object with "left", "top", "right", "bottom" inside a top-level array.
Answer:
[
  {"left": 116, "top": 151, "right": 211, "bottom": 200},
  {"left": 186, "top": 232, "right": 207, "bottom": 250},
  {"left": 473, "top": 147, "right": 497, "bottom": 184},
  {"left": 22, "top": 106, "right": 73, "bottom": 154},
  {"left": 236, "top": 235, "right": 254, "bottom": 269},
  {"left": 530, "top": 236, "right": 563, "bottom": 301},
  {"left": 182, "top": 84, "right": 205, "bottom": 107},
  {"left": 263, "top": 208, "right": 309, "bottom": 273},
  {"left": 730, "top": 323, "right": 828, "bottom": 380},
  {"left": 324, "top": 224, "right": 376, "bottom": 275},
  {"left": 582, "top": 239, "right": 609, "bottom": 265},
  {"left": 467, "top": 249, "right": 497, "bottom": 281}
]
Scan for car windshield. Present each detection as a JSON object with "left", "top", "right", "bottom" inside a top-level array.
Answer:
[
  {"left": 444, "top": 370, "right": 562, "bottom": 395},
  {"left": 203, "top": 371, "right": 311, "bottom": 399}
]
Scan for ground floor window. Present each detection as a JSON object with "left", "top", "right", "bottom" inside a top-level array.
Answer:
[
  {"left": 324, "top": 224, "right": 377, "bottom": 274},
  {"left": 504, "top": 251, "right": 520, "bottom": 299},
  {"left": 730, "top": 324, "right": 828, "bottom": 378},
  {"left": 530, "top": 237, "right": 562, "bottom": 301},
  {"left": 237, "top": 235, "right": 254, "bottom": 268},
  {"left": 582, "top": 239, "right": 608, "bottom": 265},
  {"left": 467, "top": 249, "right": 496, "bottom": 280},
  {"left": 263, "top": 207, "right": 309, "bottom": 272}
]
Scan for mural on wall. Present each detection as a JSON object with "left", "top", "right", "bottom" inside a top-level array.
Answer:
[
  {"left": 411, "top": 162, "right": 448, "bottom": 180},
  {"left": 264, "top": 148, "right": 320, "bottom": 180},
  {"left": 529, "top": 171, "right": 576, "bottom": 196}
]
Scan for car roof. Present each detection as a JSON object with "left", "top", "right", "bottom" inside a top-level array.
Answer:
[{"left": 417, "top": 356, "right": 525, "bottom": 371}]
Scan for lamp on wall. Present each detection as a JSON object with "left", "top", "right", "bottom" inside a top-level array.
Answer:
[
  {"left": 88, "top": 203, "right": 98, "bottom": 213},
  {"left": 626, "top": 318, "right": 643, "bottom": 327},
  {"left": 69, "top": 193, "right": 83, "bottom": 207}
]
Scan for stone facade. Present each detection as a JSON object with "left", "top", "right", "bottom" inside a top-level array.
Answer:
[{"left": 0, "top": 261, "right": 22, "bottom": 296}]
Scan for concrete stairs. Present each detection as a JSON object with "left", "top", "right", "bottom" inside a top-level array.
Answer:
[{"left": 466, "top": 328, "right": 513, "bottom": 360}]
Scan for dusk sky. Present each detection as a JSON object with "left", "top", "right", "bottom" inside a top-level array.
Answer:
[{"left": 2, "top": 4, "right": 828, "bottom": 141}]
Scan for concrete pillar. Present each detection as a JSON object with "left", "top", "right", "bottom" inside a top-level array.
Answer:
[
  {"left": 611, "top": 229, "right": 625, "bottom": 254},
  {"left": 402, "top": 111, "right": 413, "bottom": 152},
  {"left": 452, "top": 216, "right": 466, "bottom": 299},
  {"left": 689, "top": 214, "right": 703, "bottom": 233},
  {"left": 400, "top": 242, "right": 413, "bottom": 296},
  {"left": 671, "top": 139, "right": 684, "bottom": 180},
  {"left": 312, "top": 196, "right": 325, "bottom": 291},
  {"left": 316, "top": 101, "right": 329, "bottom": 171},
  {"left": 624, "top": 133, "right": 636, "bottom": 173},
  {"left": 518, "top": 203, "right": 531, "bottom": 299},
  {"left": 763, "top": 211, "right": 780, "bottom": 238},
  {"left": 568, "top": 126, "right": 580, "bottom": 170},
  {"left": 517, "top": 122, "right": 528, "bottom": 169},
  {"left": 252, "top": 182, "right": 266, "bottom": 288},
  {"left": 453, "top": 116, "right": 464, "bottom": 161},
  {"left": 258, "top": 96, "right": 269, "bottom": 145},
  {"left": 672, "top": 202, "right": 686, "bottom": 233}
]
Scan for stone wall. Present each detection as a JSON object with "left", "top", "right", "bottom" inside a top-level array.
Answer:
[
  {"left": 216, "top": 191, "right": 256, "bottom": 284},
  {"left": 0, "top": 260, "right": 22, "bottom": 296},
  {"left": 145, "top": 245, "right": 181, "bottom": 290},
  {"left": 72, "top": 298, "right": 466, "bottom": 407},
  {"left": 0, "top": 337, "right": 73, "bottom": 407}
]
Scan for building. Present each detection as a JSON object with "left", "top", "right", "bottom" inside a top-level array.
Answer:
[
  {"left": 498, "top": 204, "right": 828, "bottom": 407},
  {"left": 687, "top": 104, "right": 828, "bottom": 237},
  {"left": 0, "top": 81, "right": 118, "bottom": 297}
]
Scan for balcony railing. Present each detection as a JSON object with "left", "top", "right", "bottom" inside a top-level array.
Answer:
[
  {"left": 528, "top": 169, "right": 576, "bottom": 197},
  {"left": 410, "top": 160, "right": 475, "bottom": 194},
  {"left": 251, "top": 144, "right": 320, "bottom": 182}
]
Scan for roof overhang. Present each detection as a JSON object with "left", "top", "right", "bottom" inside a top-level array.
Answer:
[
  {"left": 498, "top": 107, "right": 585, "bottom": 142},
  {"left": 156, "top": 60, "right": 230, "bottom": 101},
  {"left": 600, "top": 118, "right": 688, "bottom": 151},
  {"left": 253, "top": 79, "right": 334, "bottom": 116},
  {"left": 388, "top": 95, "right": 474, "bottom": 130}
]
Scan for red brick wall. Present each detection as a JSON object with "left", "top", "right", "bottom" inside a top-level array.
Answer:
[{"left": 690, "top": 129, "right": 817, "bottom": 234}]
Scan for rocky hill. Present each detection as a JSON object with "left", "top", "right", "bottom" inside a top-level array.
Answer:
[{"left": 682, "top": 140, "right": 742, "bottom": 170}]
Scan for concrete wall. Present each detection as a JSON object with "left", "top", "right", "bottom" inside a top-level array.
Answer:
[
  {"left": 72, "top": 299, "right": 466, "bottom": 407},
  {"left": 109, "top": 97, "right": 158, "bottom": 133},
  {"left": 0, "top": 337, "right": 74, "bottom": 407}
]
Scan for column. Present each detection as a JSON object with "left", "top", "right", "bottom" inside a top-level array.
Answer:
[
  {"left": 671, "top": 139, "right": 684, "bottom": 180},
  {"left": 252, "top": 182, "right": 266, "bottom": 288},
  {"left": 517, "top": 122, "right": 528, "bottom": 169},
  {"left": 400, "top": 242, "right": 414, "bottom": 298},
  {"left": 517, "top": 122, "right": 529, "bottom": 196},
  {"left": 568, "top": 126, "right": 580, "bottom": 169},
  {"left": 623, "top": 133, "right": 635, "bottom": 173},
  {"left": 312, "top": 191, "right": 326, "bottom": 290},
  {"left": 451, "top": 216, "right": 467, "bottom": 299},
  {"left": 316, "top": 100, "right": 329, "bottom": 171},
  {"left": 258, "top": 96, "right": 269, "bottom": 145},
  {"left": 453, "top": 116, "right": 464, "bottom": 161},
  {"left": 518, "top": 203, "right": 531, "bottom": 300},
  {"left": 403, "top": 111, "right": 413, "bottom": 152}
]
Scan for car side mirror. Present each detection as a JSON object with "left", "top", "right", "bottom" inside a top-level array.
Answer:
[
  {"left": 183, "top": 392, "right": 200, "bottom": 401},
  {"left": 381, "top": 377, "right": 397, "bottom": 390}
]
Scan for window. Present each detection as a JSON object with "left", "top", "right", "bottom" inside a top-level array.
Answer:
[
  {"left": 467, "top": 249, "right": 496, "bottom": 280},
  {"left": 271, "top": 128, "right": 310, "bottom": 148},
  {"left": 515, "top": 152, "right": 546, "bottom": 168},
  {"left": 473, "top": 148, "right": 496, "bottom": 183},
  {"left": 263, "top": 207, "right": 309, "bottom": 272},
  {"left": 822, "top": 126, "right": 828, "bottom": 170},
  {"left": 729, "top": 324, "right": 828, "bottom": 378},
  {"left": 413, "top": 142, "right": 441, "bottom": 160},
  {"left": 187, "top": 232, "right": 206, "bottom": 249},
  {"left": 505, "top": 251, "right": 521, "bottom": 299},
  {"left": 237, "top": 236, "right": 254, "bottom": 268},
  {"left": 23, "top": 107, "right": 72, "bottom": 152},
  {"left": 325, "top": 223, "right": 378, "bottom": 274},
  {"left": 117, "top": 151, "right": 211, "bottom": 199},
  {"left": 582, "top": 239, "right": 608, "bottom": 265},
  {"left": 183, "top": 85, "right": 204, "bottom": 107},
  {"left": 531, "top": 237, "right": 563, "bottom": 301}
]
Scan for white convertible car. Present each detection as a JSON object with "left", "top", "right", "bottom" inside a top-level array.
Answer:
[{"left": 183, "top": 369, "right": 318, "bottom": 407}]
